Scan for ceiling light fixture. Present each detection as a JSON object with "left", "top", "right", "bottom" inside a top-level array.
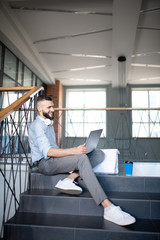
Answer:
[
  {"left": 70, "top": 65, "right": 107, "bottom": 71},
  {"left": 11, "top": 6, "right": 112, "bottom": 16},
  {"left": 131, "top": 63, "right": 160, "bottom": 68},
  {"left": 40, "top": 51, "right": 110, "bottom": 59},
  {"left": 34, "top": 28, "right": 112, "bottom": 44},
  {"left": 59, "top": 78, "right": 102, "bottom": 82},
  {"left": 132, "top": 51, "right": 160, "bottom": 57},
  {"left": 52, "top": 65, "right": 109, "bottom": 73},
  {"left": 140, "top": 77, "right": 160, "bottom": 81},
  {"left": 71, "top": 54, "right": 109, "bottom": 59},
  {"left": 148, "top": 64, "right": 160, "bottom": 68},
  {"left": 131, "top": 63, "right": 147, "bottom": 67}
]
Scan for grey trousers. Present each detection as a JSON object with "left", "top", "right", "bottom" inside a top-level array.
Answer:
[{"left": 38, "top": 150, "right": 107, "bottom": 205}]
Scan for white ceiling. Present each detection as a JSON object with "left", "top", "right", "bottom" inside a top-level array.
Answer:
[{"left": 6, "top": 0, "right": 160, "bottom": 86}]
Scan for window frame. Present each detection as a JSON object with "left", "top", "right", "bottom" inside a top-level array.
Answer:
[
  {"left": 0, "top": 41, "right": 43, "bottom": 88},
  {"left": 131, "top": 87, "right": 160, "bottom": 138},
  {"left": 65, "top": 87, "right": 107, "bottom": 138}
]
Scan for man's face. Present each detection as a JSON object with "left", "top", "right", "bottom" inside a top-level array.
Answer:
[{"left": 37, "top": 100, "right": 54, "bottom": 120}]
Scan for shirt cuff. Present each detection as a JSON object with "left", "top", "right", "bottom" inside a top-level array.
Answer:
[{"left": 44, "top": 146, "right": 52, "bottom": 159}]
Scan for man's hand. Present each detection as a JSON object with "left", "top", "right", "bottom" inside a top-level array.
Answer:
[{"left": 74, "top": 143, "right": 87, "bottom": 155}]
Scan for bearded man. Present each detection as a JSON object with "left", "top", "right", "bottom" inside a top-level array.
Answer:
[{"left": 28, "top": 95, "right": 136, "bottom": 226}]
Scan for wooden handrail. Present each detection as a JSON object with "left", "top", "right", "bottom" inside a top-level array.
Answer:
[
  {"left": 0, "top": 86, "right": 43, "bottom": 122},
  {"left": 0, "top": 86, "right": 35, "bottom": 91}
]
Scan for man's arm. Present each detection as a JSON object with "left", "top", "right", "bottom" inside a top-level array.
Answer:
[{"left": 47, "top": 143, "right": 87, "bottom": 158}]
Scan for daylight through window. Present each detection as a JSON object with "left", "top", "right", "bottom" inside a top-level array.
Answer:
[
  {"left": 132, "top": 89, "right": 160, "bottom": 137},
  {"left": 66, "top": 89, "right": 106, "bottom": 137}
]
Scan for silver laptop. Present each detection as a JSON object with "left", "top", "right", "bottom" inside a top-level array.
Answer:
[{"left": 85, "top": 129, "right": 103, "bottom": 154}]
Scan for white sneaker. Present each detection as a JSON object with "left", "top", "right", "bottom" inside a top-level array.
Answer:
[
  {"left": 55, "top": 178, "right": 83, "bottom": 195},
  {"left": 104, "top": 204, "right": 136, "bottom": 226}
]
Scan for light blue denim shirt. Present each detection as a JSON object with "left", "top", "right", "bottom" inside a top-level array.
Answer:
[{"left": 29, "top": 115, "right": 58, "bottom": 163}]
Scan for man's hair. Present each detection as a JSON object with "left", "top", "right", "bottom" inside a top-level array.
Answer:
[{"left": 37, "top": 95, "right": 53, "bottom": 103}]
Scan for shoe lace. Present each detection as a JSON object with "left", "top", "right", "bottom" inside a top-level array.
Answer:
[{"left": 114, "top": 206, "right": 129, "bottom": 218}]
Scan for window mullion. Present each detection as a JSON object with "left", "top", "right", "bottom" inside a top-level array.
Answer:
[
  {"left": 83, "top": 91, "right": 85, "bottom": 137},
  {"left": 148, "top": 90, "right": 150, "bottom": 137}
]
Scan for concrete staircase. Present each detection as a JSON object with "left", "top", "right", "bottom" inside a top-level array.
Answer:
[{"left": 4, "top": 172, "right": 160, "bottom": 240}]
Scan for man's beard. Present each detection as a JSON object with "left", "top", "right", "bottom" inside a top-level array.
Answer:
[{"left": 42, "top": 111, "right": 54, "bottom": 120}]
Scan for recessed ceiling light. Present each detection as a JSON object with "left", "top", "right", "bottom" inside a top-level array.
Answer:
[
  {"left": 148, "top": 64, "right": 160, "bottom": 68},
  {"left": 140, "top": 77, "right": 160, "bottom": 81},
  {"left": 139, "top": 78, "right": 147, "bottom": 81},
  {"left": 40, "top": 52, "right": 110, "bottom": 58},
  {"left": 131, "top": 63, "right": 146, "bottom": 67},
  {"left": 70, "top": 67, "right": 85, "bottom": 71},
  {"left": 60, "top": 78, "right": 102, "bottom": 82},
  {"left": 70, "top": 65, "right": 107, "bottom": 71},
  {"left": 71, "top": 54, "right": 109, "bottom": 59},
  {"left": 131, "top": 63, "right": 160, "bottom": 68},
  {"left": 52, "top": 65, "right": 110, "bottom": 73},
  {"left": 131, "top": 51, "right": 160, "bottom": 57},
  {"left": 149, "top": 77, "right": 160, "bottom": 80}
]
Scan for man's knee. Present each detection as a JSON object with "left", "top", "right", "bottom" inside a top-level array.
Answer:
[
  {"left": 88, "top": 149, "right": 105, "bottom": 160},
  {"left": 77, "top": 154, "right": 91, "bottom": 169}
]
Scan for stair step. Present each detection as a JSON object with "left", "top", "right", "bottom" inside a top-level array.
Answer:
[
  {"left": 30, "top": 173, "right": 160, "bottom": 193},
  {"left": 19, "top": 189, "right": 160, "bottom": 219},
  {"left": 4, "top": 212, "right": 160, "bottom": 240}
]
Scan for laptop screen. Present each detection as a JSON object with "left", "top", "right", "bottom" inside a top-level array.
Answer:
[{"left": 85, "top": 129, "right": 103, "bottom": 153}]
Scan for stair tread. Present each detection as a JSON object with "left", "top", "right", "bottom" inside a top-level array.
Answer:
[
  {"left": 6, "top": 212, "right": 160, "bottom": 234},
  {"left": 31, "top": 173, "right": 160, "bottom": 194},
  {"left": 22, "top": 189, "right": 160, "bottom": 201},
  {"left": 31, "top": 172, "right": 160, "bottom": 179}
]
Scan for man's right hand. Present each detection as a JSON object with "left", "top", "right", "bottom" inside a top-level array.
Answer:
[{"left": 74, "top": 143, "right": 87, "bottom": 155}]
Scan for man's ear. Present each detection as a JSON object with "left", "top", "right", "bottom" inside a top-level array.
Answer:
[{"left": 37, "top": 102, "right": 42, "bottom": 113}]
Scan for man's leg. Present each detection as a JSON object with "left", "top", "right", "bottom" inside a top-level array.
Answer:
[
  {"left": 39, "top": 154, "right": 107, "bottom": 205},
  {"left": 65, "top": 149, "right": 105, "bottom": 181},
  {"left": 38, "top": 154, "right": 136, "bottom": 226},
  {"left": 87, "top": 149, "right": 105, "bottom": 168}
]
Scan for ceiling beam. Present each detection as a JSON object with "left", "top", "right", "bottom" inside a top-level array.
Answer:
[{"left": 112, "top": 0, "right": 142, "bottom": 87}]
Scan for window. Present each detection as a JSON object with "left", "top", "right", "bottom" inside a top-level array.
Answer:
[
  {"left": 66, "top": 88, "right": 106, "bottom": 137},
  {"left": 3, "top": 75, "right": 16, "bottom": 87},
  {"left": 0, "top": 42, "right": 43, "bottom": 88},
  {"left": 132, "top": 89, "right": 160, "bottom": 137},
  {"left": 2, "top": 91, "right": 23, "bottom": 108},
  {"left": 33, "top": 74, "right": 36, "bottom": 86},
  {"left": 18, "top": 61, "right": 23, "bottom": 85},
  {"left": 37, "top": 78, "right": 42, "bottom": 86},
  {"left": 23, "top": 66, "right": 32, "bottom": 86},
  {"left": 4, "top": 48, "right": 17, "bottom": 80}
]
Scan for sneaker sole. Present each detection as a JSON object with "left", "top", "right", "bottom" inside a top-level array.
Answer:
[
  {"left": 55, "top": 186, "right": 82, "bottom": 195},
  {"left": 104, "top": 216, "right": 136, "bottom": 226}
]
